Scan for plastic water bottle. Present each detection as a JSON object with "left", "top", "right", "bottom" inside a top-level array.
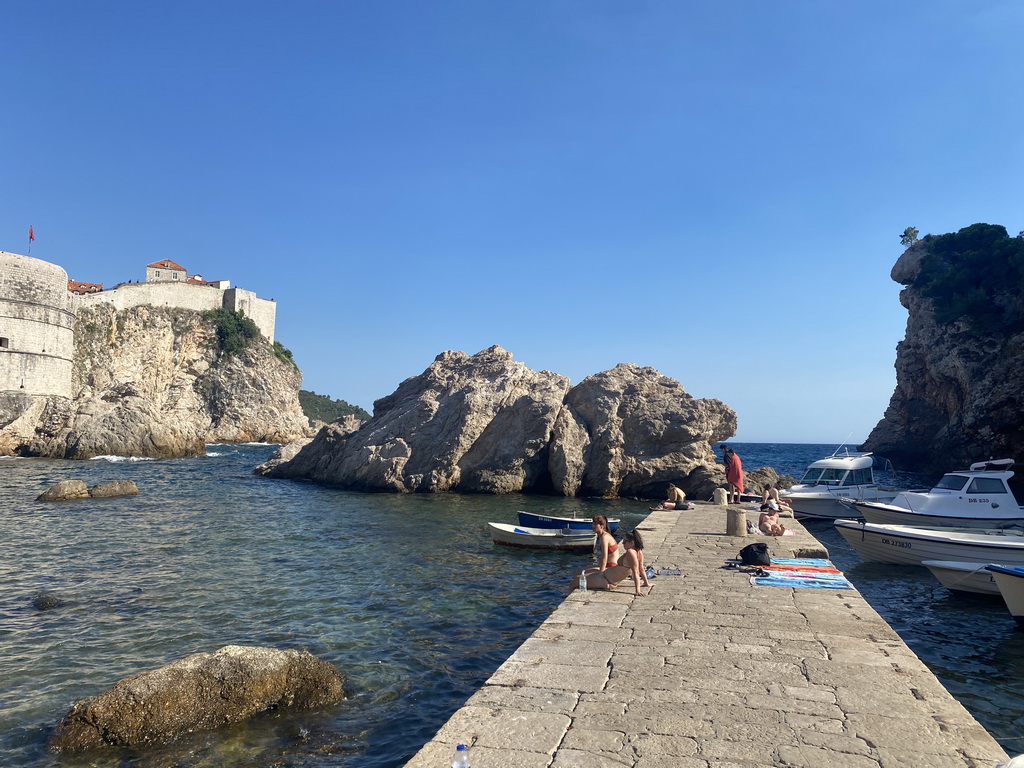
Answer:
[
  {"left": 451, "top": 743, "right": 471, "bottom": 767},
  {"left": 578, "top": 571, "right": 587, "bottom": 592}
]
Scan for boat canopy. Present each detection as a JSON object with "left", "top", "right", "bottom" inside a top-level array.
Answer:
[{"left": 798, "top": 453, "right": 875, "bottom": 487}]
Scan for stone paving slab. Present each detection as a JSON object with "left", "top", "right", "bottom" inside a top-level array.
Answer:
[{"left": 403, "top": 503, "right": 1010, "bottom": 768}]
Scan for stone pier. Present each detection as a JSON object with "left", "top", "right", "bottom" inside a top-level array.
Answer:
[{"left": 403, "top": 503, "right": 1009, "bottom": 768}]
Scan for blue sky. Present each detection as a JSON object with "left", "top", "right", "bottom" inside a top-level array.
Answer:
[{"left": 3, "top": 1, "right": 1022, "bottom": 443}]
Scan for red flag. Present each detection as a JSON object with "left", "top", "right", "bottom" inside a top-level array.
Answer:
[{"left": 29, "top": 226, "right": 35, "bottom": 241}]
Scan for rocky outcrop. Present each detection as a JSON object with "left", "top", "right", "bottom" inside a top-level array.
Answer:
[
  {"left": 266, "top": 346, "right": 739, "bottom": 498},
  {"left": 1, "top": 305, "right": 311, "bottom": 459},
  {"left": 267, "top": 346, "right": 571, "bottom": 493},
  {"left": 861, "top": 225, "right": 1024, "bottom": 473},
  {"left": 49, "top": 645, "right": 344, "bottom": 754},
  {"left": 36, "top": 479, "right": 140, "bottom": 501},
  {"left": 549, "top": 364, "right": 734, "bottom": 497}
]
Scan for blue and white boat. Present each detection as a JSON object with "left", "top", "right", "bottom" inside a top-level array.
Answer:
[
  {"left": 487, "top": 522, "right": 595, "bottom": 550},
  {"left": 516, "top": 511, "right": 620, "bottom": 532},
  {"left": 987, "top": 565, "right": 1024, "bottom": 626}
]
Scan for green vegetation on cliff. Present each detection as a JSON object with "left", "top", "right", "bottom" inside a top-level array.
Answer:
[
  {"left": 298, "top": 390, "right": 370, "bottom": 424},
  {"left": 202, "top": 308, "right": 261, "bottom": 356},
  {"left": 916, "top": 223, "right": 1024, "bottom": 336}
]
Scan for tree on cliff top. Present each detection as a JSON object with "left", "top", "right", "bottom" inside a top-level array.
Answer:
[
  {"left": 915, "top": 223, "right": 1024, "bottom": 335},
  {"left": 900, "top": 226, "right": 919, "bottom": 247}
]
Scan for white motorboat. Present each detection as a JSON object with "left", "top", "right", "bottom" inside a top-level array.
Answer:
[
  {"left": 986, "top": 565, "right": 1024, "bottom": 625},
  {"left": 850, "top": 458, "right": 1024, "bottom": 529},
  {"left": 486, "top": 522, "right": 595, "bottom": 551},
  {"left": 921, "top": 560, "right": 1000, "bottom": 595},
  {"left": 834, "top": 518, "right": 1024, "bottom": 567},
  {"left": 780, "top": 450, "right": 899, "bottom": 519}
]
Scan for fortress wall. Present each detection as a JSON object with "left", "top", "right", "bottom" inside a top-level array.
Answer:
[
  {"left": 0, "top": 252, "right": 74, "bottom": 397},
  {"left": 223, "top": 289, "right": 275, "bottom": 343},
  {"left": 78, "top": 282, "right": 276, "bottom": 342},
  {"left": 76, "top": 282, "right": 225, "bottom": 315}
]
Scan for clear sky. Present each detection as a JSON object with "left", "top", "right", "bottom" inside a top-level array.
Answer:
[{"left": 3, "top": 2, "right": 1022, "bottom": 443}]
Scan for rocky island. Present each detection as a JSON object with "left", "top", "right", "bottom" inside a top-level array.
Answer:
[{"left": 261, "top": 345, "right": 759, "bottom": 499}]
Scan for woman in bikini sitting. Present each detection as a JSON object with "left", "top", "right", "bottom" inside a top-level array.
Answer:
[
  {"left": 759, "top": 504, "right": 786, "bottom": 536},
  {"left": 572, "top": 523, "right": 652, "bottom": 596}
]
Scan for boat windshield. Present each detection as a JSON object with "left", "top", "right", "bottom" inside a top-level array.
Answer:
[
  {"left": 799, "top": 468, "right": 848, "bottom": 486},
  {"left": 934, "top": 474, "right": 969, "bottom": 491},
  {"left": 968, "top": 477, "right": 1008, "bottom": 494},
  {"left": 844, "top": 468, "right": 873, "bottom": 486}
]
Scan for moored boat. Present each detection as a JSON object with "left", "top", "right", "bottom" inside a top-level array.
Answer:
[
  {"left": 851, "top": 459, "right": 1024, "bottom": 529},
  {"left": 834, "top": 518, "right": 1024, "bottom": 567},
  {"left": 986, "top": 565, "right": 1024, "bottom": 626},
  {"left": 921, "top": 560, "right": 1000, "bottom": 595},
  {"left": 486, "top": 522, "right": 595, "bottom": 550},
  {"left": 516, "top": 511, "right": 620, "bottom": 532},
  {"left": 781, "top": 450, "right": 898, "bottom": 520}
]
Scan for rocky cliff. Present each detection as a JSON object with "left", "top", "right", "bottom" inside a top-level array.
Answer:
[
  {"left": 263, "top": 346, "right": 738, "bottom": 498},
  {"left": 0, "top": 304, "right": 310, "bottom": 458},
  {"left": 861, "top": 224, "right": 1024, "bottom": 473}
]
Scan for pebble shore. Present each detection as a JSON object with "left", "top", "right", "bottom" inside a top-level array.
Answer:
[{"left": 404, "top": 502, "right": 1009, "bottom": 768}]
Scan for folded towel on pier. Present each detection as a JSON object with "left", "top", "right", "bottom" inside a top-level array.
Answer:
[
  {"left": 750, "top": 558, "right": 853, "bottom": 589},
  {"left": 749, "top": 570, "right": 854, "bottom": 590}
]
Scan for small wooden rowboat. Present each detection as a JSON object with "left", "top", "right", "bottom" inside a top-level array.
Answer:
[
  {"left": 487, "top": 522, "right": 596, "bottom": 550},
  {"left": 516, "top": 510, "right": 620, "bottom": 532}
]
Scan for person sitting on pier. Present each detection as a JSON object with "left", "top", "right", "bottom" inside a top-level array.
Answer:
[
  {"left": 651, "top": 482, "right": 687, "bottom": 510},
  {"left": 758, "top": 503, "right": 786, "bottom": 536},
  {"left": 572, "top": 529, "right": 651, "bottom": 596},
  {"left": 762, "top": 483, "right": 794, "bottom": 516}
]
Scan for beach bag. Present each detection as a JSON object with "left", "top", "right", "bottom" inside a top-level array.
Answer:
[{"left": 739, "top": 542, "right": 770, "bottom": 566}]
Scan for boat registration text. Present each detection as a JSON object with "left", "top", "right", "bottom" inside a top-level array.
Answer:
[{"left": 881, "top": 538, "right": 912, "bottom": 549}]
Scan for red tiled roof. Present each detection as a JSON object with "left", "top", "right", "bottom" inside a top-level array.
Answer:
[
  {"left": 147, "top": 259, "right": 186, "bottom": 270},
  {"left": 67, "top": 280, "right": 103, "bottom": 294}
]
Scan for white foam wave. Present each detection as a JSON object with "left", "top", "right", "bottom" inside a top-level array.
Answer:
[{"left": 89, "top": 455, "right": 155, "bottom": 462}]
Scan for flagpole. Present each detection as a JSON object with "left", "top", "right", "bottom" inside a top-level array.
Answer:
[{"left": 28, "top": 225, "right": 34, "bottom": 256}]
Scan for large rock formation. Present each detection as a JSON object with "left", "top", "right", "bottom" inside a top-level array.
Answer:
[
  {"left": 0, "top": 304, "right": 310, "bottom": 458},
  {"left": 549, "top": 364, "right": 735, "bottom": 497},
  {"left": 861, "top": 224, "right": 1024, "bottom": 473},
  {"left": 265, "top": 346, "right": 738, "bottom": 498},
  {"left": 49, "top": 645, "right": 344, "bottom": 753},
  {"left": 267, "top": 346, "right": 571, "bottom": 493}
]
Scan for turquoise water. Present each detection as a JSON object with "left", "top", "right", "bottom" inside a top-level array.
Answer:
[
  {"left": 0, "top": 445, "right": 650, "bottom": 767},
  {"left": 3, "top": 443, "right": 1023, "bottom": 765}
]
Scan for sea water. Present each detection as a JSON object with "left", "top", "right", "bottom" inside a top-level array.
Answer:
[{"left": 2, "top": 443, "right": 1023, "bottom": 766}]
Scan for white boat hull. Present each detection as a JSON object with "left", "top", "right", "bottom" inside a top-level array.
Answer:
[
  {"left": 921, "top": 560, "right": 1000, "bottom": 595},
  {"left": 853, "top": 500, "right": 1024, "bottom": 529},
  {"left": 785, "top": 490, "right": 896, "bottom": 520},
  {"left": 834, "top": 519, "right": 1024, "bottom": 568},
  {"left": 487, "top": 522, "right": 595, "bottom": 551},
  {"left": 987, "top": 565, "right": 1024, "bottom": 625}
]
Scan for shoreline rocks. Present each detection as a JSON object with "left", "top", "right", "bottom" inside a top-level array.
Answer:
[{"left": 49, "top": 645, "right": 344, "bottom": 754}]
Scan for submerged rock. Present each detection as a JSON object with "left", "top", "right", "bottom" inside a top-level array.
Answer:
[
  {"left": 36, "top": 480, "right": 90, "bottom": 501},
  {"left": 49, "top": 645, "right": 344, "bottom": 754},
  {"left": 36, "top": 479, "right": 139, "bottom": 501},
  {"left": 88, "top": 480, "right": 139, "bottom": 498},
  {"left": 32, "top": 592, "right": 64, "bottom": 611}
]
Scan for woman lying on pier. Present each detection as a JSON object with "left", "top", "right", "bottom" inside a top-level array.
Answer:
[{"left": 572, "top": 526, "right": 651, "bottom": 596}]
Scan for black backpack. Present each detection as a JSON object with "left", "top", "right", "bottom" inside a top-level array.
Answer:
[{"left": 739, "top": 542, "right": 770, "bottom": 566}]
